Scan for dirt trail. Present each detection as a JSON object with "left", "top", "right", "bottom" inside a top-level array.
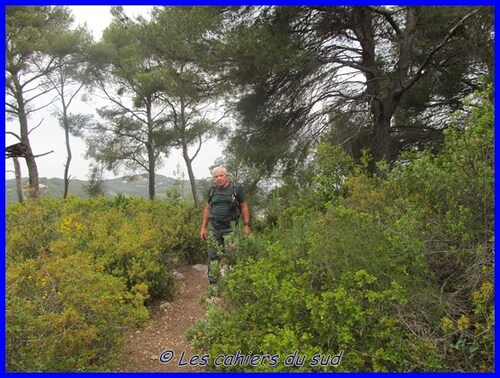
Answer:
[{"left": 120, "top": 265, "right": 209, "bottom": 372}]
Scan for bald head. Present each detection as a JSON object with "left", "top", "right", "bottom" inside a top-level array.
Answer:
[
  {"left": 212, "top": 166, "right": 229, "bottom": 188},
  {"left": 212, "top": 166, "right": 228, "bottom": 177}
]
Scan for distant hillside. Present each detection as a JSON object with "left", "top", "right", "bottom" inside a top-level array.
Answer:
[{"left": 5, "top": 174, "right": 200, "bottom": 204}]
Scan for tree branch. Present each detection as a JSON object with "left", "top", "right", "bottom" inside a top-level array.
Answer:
[
  {"left": 34, "top": 150, "right": 55, "bottom": 158},
  {"left": 367, "top": 6, "right": 402, "bottom": 35},
  {"left": 401, "top": 9, "right": 480, "bottom": 93},
  {"left": 6, "top": 131, "right": 21, "bottom": 141},
  {"left": 190, "top": 134, "right": 203, "bottom": 163},
  {"left": 27, "top": 118, "right": 44, "bottom": 136}
]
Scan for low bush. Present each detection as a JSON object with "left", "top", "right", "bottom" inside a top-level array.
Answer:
[
  {"left": 6, "top": 251, "right": 149, "bottom": 371},
  {"left": 6, "top": 196, "right": 204, "bottom": 371},
  {"left": 188, "top": 209, "right": 441, "bottom": 372}
]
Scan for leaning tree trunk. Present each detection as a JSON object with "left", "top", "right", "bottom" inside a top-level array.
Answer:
[
  {"left": 63, "top": 118, "right": 72, "bottom": 199},
  {"left": 13, "top": 157, "right": 24, "bottom": 203},
  {"left": 13, "top": 76, "right": 39, "bottom": 197},
  {"left": 179, "top": 98, "right": 201, "bottom": 208},
  {"left": 183, "top": 145, "right": 200, "bottom": 209},
  {"left": 20, "top": 117, "right": 40, "bottom": 198}
]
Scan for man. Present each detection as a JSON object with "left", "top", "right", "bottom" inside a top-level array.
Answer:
[{"left": 200, "top": 166, "right": 251, "bottom": 284}]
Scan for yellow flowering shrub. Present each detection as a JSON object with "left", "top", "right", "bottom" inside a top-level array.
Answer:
[
  {"left": 6, "top": 252, "right": 148, "bottom": 371},
  {"left": 6, "top": 195, "right": 204, "bottom": 371}
]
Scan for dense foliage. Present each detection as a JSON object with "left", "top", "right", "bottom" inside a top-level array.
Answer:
[
  {"left": 187, "top": 88, "right": 493, "bottom": 372},
  {"left": 6, "top": 196, "right": 204, "bottom": 371},
  {"left": 224, "top": 6, "right": 493, "bottom": 175}
]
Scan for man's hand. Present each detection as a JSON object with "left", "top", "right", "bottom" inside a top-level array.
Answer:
[
  {"left": 200, "top": 227, "right": 207, "bottom": 240},
  {"left": 240, "top": 201, "right": 251, "bottom": 237},
  {"left": 200, "top": 205, "right": 210, "bottom": 241}
]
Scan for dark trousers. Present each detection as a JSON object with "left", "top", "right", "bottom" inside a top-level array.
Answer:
[{"left": 207, "top": 227, "right": 232, "bottom": 284}]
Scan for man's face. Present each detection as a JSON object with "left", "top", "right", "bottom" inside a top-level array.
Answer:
[{"left": 213, "top": 170, "right": 229, "bottom": 188}]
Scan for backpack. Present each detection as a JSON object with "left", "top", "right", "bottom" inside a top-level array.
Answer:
[{"left": 208, "top": 181, "right": 241, "bottom": 221}]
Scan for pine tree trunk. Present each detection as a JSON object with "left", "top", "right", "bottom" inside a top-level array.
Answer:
[
  {"left": 63, "top": 122, "right": 72, "bottom": 199},
  {"left": 13, "top": 157, "right": 24, "bottom": 203},
  {"left": 21, "top": 129, "right": 40, "bottom": 198},
  {"left": 371, "top": 99, "right": 392, "bottom": 168},
  {"left": 183, "top": 145, "right": 200, "bottom": 209},
  {"left": 13, "top": 75, "right": 39, "bottom": 197},
  {"left": 148, "top": 146, "right": 156, "bottom": 200}
]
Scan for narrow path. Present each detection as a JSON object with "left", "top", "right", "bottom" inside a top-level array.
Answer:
[{"left": 120, "top": 264, "right": 209, "bottom": 372}]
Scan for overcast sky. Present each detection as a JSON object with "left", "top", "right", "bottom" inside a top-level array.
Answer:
[{"left": 5, "top": 5, "right": 222, "bottom": 181}]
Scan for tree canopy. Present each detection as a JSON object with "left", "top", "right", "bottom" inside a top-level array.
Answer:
[
  {"left": 5, "top": 5, "right": 493, "bottom": 195},
  {"left": 221, "top": 6, "right": 493, "bottom": 175}
]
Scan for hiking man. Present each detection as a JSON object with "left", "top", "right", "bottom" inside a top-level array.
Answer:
[{"left": 200, "top": 166, "right": 251, "bottom": 284}]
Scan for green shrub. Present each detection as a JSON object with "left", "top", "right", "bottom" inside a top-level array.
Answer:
[
  {"left": 6, "top": 197, "right": 62, "bottom": 262},
  {"left": 83, "top": 203, "right": 177, "bottom": 302},
  {"left": 187, "top": 210, "right": 439, "bottom": 372},
  {"left": 188, "top": 88, "right": 493, "bottom": 372},
  {"left": 378, "top": 89, "right": 494, "bottom": 371},
  {"left": 6, "top": 195, "right": 205, "bottom": 370},
  {"left": 6, "top": 251, "right": 148, "bottom": 372}
]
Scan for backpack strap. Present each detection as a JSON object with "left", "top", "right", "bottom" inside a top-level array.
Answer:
[
  {"left": 208, "top": 185, "right": 216, "bottom": 206},
  {"left": 231, "top": 181, "right": 238, "bottom": 204},
  {"left": 230, "top": 181, "right": 241, "bottom": 221}
]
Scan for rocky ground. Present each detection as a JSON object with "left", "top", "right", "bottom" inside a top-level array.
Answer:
[{"left": 119, "top": 264, "right": 209, "bottom": 372}]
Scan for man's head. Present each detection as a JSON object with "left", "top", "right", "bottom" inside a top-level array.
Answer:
[{"left": 212, "top": 166, "right": 229, "bottom": 188}]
